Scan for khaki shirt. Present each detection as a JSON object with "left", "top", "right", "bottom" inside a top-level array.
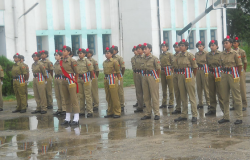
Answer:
[
  {"left": 206, "top": 50, "right": 222, "bottom": 68},
  {"left": 12, "top": 62, "right": 27, "bottom": 77},
  {"left": 41, "top": 58, "right": 53, "bottom": 71},
  {"left": 177, "top": 51, "right": 198, "bottom": 69},
  {"left": 61, "top": 56, "right": 78, "bottom": 74},
  {"left": 172, "top": 53, "right": 180, "bottom": 69},
  {"left": 131, "top": 55, "right": 136, "bottom": 70},
  {"left": 112, "top": 54, "right": 125, "bottom": 69},
  {"left": 0, "top": 65, "right": 4, "bottom": 78},
  {"left": 159, "top": 51, "right": 174, "bottom": 67},
  {"left": 234, "top": 48, "right": 247, "bottom": 64},
  {"left": 88, "top": 57, "right": 99, "bottom": 72},
  {"left": 195, "top": 51, "right": 208, "bottom": 65},
  {"left": 77, "top": 58, "right": 94, "bottom": 74},
  {"left": 21, "top": 62, "right": 29, "bottom": 75},
  {"left": 32, "top": 61, "right": 46, "bottom": 76},
  {"left": 54, "top": 61, "right": 63, "bottom": 75},
  {"left": 141, "top": 54, "right": 161, "bottom": 71},
  {"left": 221, "top": 49, "right": 242, "bottom": 68},
  {"left": 135, "top": 54, "right": 145, "bottom": 70},
  {"left": 103, "top": 58, "right": 120, "bottom": 75}
]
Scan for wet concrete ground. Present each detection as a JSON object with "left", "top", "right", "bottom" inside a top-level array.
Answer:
[{"left": 1, "top": 74, "right": 250, "bottom": 159}]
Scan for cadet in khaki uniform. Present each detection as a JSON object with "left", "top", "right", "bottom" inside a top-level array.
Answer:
[
  {"left": 53, "top": 50, "right": 66, "bottom": 116},
  {"left": 20, "top": 55, "right": 29, "bottom": 107},
  {"left": 40, "top": 50, "right": 53, "bottom": 109},
  {"left": 174, "top": 39, "right": 198, "bottom": 122},
  {"left": 103, "top": 47, "right": 121, "bottom": 118},
  {"left": 77, "top": 48, "right": 94, "bottom": 118},
  {"left": 134, "top": 44, "right": 145, "bottom": 113},
  {"left": 231, "top": 37, "right": 247, "bottom": 111},
  {"left": 172, "top": 42, "right": 182, "bottom": 114},
  {"left": 12, "top": 53, "right": 28, "bottom": 113},
  {"left": 60, "top": 46, "right": 80, "bottom": 126},
  {"left": 205, "top": 40, "right": 224, "bottom": 116},
  {"left": 195, "top": 41, "right": 210, "bottom": 109},
  {"left": 111, "top": 45, "right": 125, "bottom": 112},
  {"left": 31, "top": 52, "right": 47, "bottom": 114},
  {"left": 131, "top": 46, "right": 138, "bottom": 107},
  {"left": 219, "top": 36, "right": 243, "bottom": 125},
  {"left": 159, "top": 41, "right": 174, "bottom": 108},
  {"left": 141, "top": 43, "right": 161, "bottom": 120},
  {"left": 0, "top": 65, "right": 4, "bottom": 111},
  {"left": 86, "top": 49, "right": 99, "bottom": 111}
]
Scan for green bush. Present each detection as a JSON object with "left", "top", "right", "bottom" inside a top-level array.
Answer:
[{"left": 0, "top": 56, "right": 14, "bottom": 96}]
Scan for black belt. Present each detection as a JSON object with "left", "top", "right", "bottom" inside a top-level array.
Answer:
[
  {"left": 105, "top": 74, "right": 117, "bottom": 77},
  {"left": 33, "top": 73, "right": 42, "bottom": 77},
  {"left": 13, "top": 76, "right": 20, "bottom": 79},
  {"left": 143, "top": 70, "right": 153, "bottom": 74},
  {"left": 197, "top": 64, "right": 204, "bottom": 67},
  {"left": 79, "top": 73, "right": 88, "bottom": 77},
  {"left": 161, "top": 66, "right": 171, "bottom": 70},
  {"left": 221, "top": 67, "right": 232, "bottom": 72},
  {"left": 55, "top": 74, "right": 62, "bottom": 78},
  {"left": 174, "top": 69, "right": 179, "bottom": 72},
  {"left": 133, "top": 69, "right": 136, "bottom": 73}
]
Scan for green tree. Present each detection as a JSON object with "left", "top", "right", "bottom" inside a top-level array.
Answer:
[{"left": 0, "top": 56, "right": 14, "bottom": 96}]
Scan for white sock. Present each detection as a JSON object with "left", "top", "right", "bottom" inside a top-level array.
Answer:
[
  {"left": 73, "top": 113, "right": 79, "bottom": 122},
  {"left": 65, "top": 113, "right": 70, "bottom": 121}
]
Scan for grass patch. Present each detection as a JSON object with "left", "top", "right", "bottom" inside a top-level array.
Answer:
[{"left": 3, "top": 94, "right": 34, "bottom": 102}]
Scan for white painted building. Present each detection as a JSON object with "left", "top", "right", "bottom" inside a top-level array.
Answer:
[{"left": 0, "top": 0, "right": 224, "bottom": 73}]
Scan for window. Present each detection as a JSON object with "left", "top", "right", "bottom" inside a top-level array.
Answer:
[
  {"left": 211, "top": 30, "right": 216, "bottom": 40},
  {"left": 72, "top": 35, "right": 81, "bottom": 56},
  {"left": 87, "top": 35, "right": 96, "bottom": 55},
  {"left": 200, "top": 30, "right": 205, "bottom": 44},
  {"left": 36, "top": 36, "right": 42, "bottom": 52},
  {"left": 176, "top": 31, "right": 183, "bottom": 42},
  {"left": 102, "top": 34, "right": 111, "bottom": 53},
  {"left": 54, "top": 35, "right": 64, "bottom": 51},
  {"left": 188, "top": 30, "right": 194, "bottom": 49},
  {"left": 163, "top": 31, "right": 170, "bottom": 46}
]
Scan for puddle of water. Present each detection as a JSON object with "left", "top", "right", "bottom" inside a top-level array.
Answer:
[{"left": 209, "top": 140, "right": 241, "bottom": 149}]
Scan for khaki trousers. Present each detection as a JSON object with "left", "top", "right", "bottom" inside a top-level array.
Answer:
[
  {"left": 221, "top": 73, "right": 242, "bottom": 120},
  {"left": 91, "top": 78, "right": 99, "bottom": 108},
  {"left": 239, "top": 70, "right": 247, "bottom": 108},
  {"left": 173, "top": 73, "right": 181, "bottom": 111},
  {"left": 160, "top": 71, "right": 174, "bottom": 105},
  {"left": 78, "top": 79, "right": 92, "bottom": 114},
  {"left": 45, "top": 74, "right": 53, "bottom": 106},
  {"left": 62, "top": 79, "right": 80, "bottom": 113},
  {"left": 54, "top": 78, "right": 66, "bottom": 112},
  {"left": 135, "top": 73, "right": 144, "bottom": 109},
  {"left": 33, "top": 78, "right": 47, "bottom": 111},
  {"left": 142, "top": 76, "right": 160, "bottom": 116},
  {"left": 196, "top": 69, "right": 210, "bottom": 106},
  {"left": 0, "top": 80, "right": 2, "bottom": 109},
  {"left": 208, "top": 73, "right": 224, "bottom": 112},
  {"left": 118, "top": 77, "right": 125, "bottom": 107},
  {"left": 104, "top": 77, "right": 121, "bottom": 116},
  {"left": 13, "top": 80, "right": 27, "bottom": 110},
  {"left": 133, "top": 72, "right": 137, "bottom": 101},
  {"left": 25, "top": 83, "right": 28, "bottom": 104},
  {"left": 178, "top": 74, "right": 198, "bottom": 118}
]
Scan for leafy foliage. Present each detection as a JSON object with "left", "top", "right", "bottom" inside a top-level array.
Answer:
[{"left": 0, "top": 56, "right": 14, "bottom": 96}]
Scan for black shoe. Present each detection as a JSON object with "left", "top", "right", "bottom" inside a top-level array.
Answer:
[
  {"left": 197, "top": 105, "right": 203, "bottom": 109},
  {"left": 168, "top": 105, "right": 174, "bottom": 108},
  {"left": 143, "top": 104, "right": 146, "bottom": 108},
  {"left": 208, "top": 106, "right": 211, "bottom": 109},
  {"left": 61, "top": 111, "right": 66, "bottom": 115},
  {"left": 27, "top": 104, "right": 28, "bottom": 108},
  {"left": 121, "top": 107, "right": 124, "bottom": 112},
  {"left": 191, "top": 117, "right": 197, "bottom": 122},
  {"left": 218, "top": 119, "right": 230, "bottom": 124},
  {"left": 53, "top": 111, "right": 61, "bottom": 115},
  {"left": 113, "top": 115, "right": 120, "bottom": 118},
  {"left": 141, "top": 116, "right": 151, "bottom": 120},
  {"left": 20, "top": 109, "right": 26, "bottom": 113},
  {"left": 93, "top": 107, "right": 98, "bottom": 111},
  {"left": 61, "top": 120, "right": 71, "bottom": 125},
  {"left": 12, "top": 110, "right": 21, "bottom": 113},
  {"left": 70, "top": 121, "right": 79, "bottom": 126},
  {"left": 205, "top": 110, "right": 216, "bottom": 116},
  {"left": 31, "top": 110, "right": 41, "bottom": 114},
  {"left": 159, "top": 105, "right": 167, "bottom": 108},
  {"left": 104, "top": 115, "right": 113, "bottom": 118},
  {"left": 134, "top": 109, "right": 143, "bottom": 113},
  {"left": 41, "top": 111, "right": 47, "bottom": 114},
  {"left": 242, "top": 107, "right": 246, "bottom": 111},
  {"left": 133, "top": 103, "right": 138, "bottom": 107},
  {"left": 234, "top": 120, "right": 242, "bottom": 125},
  {"left": 0, "top": 108, "right": 3, "bottom": 111},
  {"left": 154, "top": 115, "right": 160, "bottom": 120},
  {"left": 172, "top": 110, "right": 181, "bottom": 114},
  {"left": 79, "top": 113, "right": 85, "bottom": 116},
  {"left": 230, "top": 107, "right": 235, "bottom": 111},
  {"left": 174, "top": 117, "right": 187, "bottom": 122},
  {"left": 47, "top": 106, "right": 53, "bottom": 109},
  {"left": 87, "top": 113, "right": 93, "bottom": 118}
]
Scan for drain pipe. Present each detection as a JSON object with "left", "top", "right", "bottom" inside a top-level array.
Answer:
[
  {"left": 157, "top": 0, "right": 161, "bottom": 48},
  {"left": 12, "top": 0, "right": 17, "bottom": 53},
  {"left": 23, "top": 0, "right": 27, "bottom": 51}
]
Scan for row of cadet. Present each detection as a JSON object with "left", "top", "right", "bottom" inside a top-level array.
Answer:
[{"left": 131, "top": 36, "right": 246, "bottom": 125}]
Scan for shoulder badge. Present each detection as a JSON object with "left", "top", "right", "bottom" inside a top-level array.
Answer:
[
  {"left": 157, "top": 61, "right": 160, "bottom": 63},
  {"left": 238, "top": 56, "right": 241, "bottom": 58},
  {"left": 192, "top": 58, "right": 196, "bottom": 61},
  {"left": 88, "top": 63, "right": 91, "bottom": 66},
  {"left": 22, "top": 66, "right": 25, "bottom": 69},
  {"left": 96, "top": 63, "right": 98, "bottom": 65}
]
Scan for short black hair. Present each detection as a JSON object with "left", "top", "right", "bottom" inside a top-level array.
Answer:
[
  {"left": 160, "top": 41, "right": 169, "bottom": 47},
  {"left": 132, "top": 46, "right": 137, "bottom": 52},
  {"left": 173, "top": 42, "right": 179, "bottom": 48},
  {"left": 32, "top": 52, "right": 41, "bottom": 58},
  {"left": 222, "top": 36, "right": 233, "bottom": 44},
  {"left": 208, "top": 40, "right": 218, "bottom": 48},
  {"left": 86, "top": 49, "right": 94, "bottom": 55},
  {"left": 178, "top": 39, "right": 189, "bottom": 50},
  {"left": 111, "top": 45, "right": 118, "bottom": 53},
  {"left": 143, "top": 43, "right": 152, "bottom": 52},
  {"left": 20, "top": 55, "right": 24, "bottom": 60},
  {"left": 233, "top": 37, "right": 240, "bottom": 46},
  {"left": 136, "top": 44, "right": 143, "bottom": 50},
  {"left": 77, "top": 48, "right": 86, "bottom": 55},
  {"left": 196, "top": 41, "right": 205, "bottom": 48},
  {"left": 62, "top": 46, "right": 73, "bottom": 55},
  {"left": 104, "top": 47, "right": 113, "bottom": 54},
  {"left": 54, "top": 50, "right": 63, "bottom": 56},
  {"left": 13, "top": 53, "right": 21, "bottom": 59}
]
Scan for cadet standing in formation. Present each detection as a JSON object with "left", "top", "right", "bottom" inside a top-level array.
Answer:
[
  {"left": 20, "top": 55, "right": 29, "bottom": 108},
  {"left": 195, "top": 41, "right": 210, "bottom": 109},
  {"left": 40, "top": 50, "right": 53, "bottom": 109},
  {"left": 77, "top": 48, "right": 94, "bottom": 118},
  {"left": 159, "top": 41, "right": 174, "bottom": 108},
  {"left": 131, "top": 46, "right": 138, "bottom": 107},
  {"left": 0, "top": 65, "right": 4, "bottom": 111},
  {"left": 86, "top": 49, "right": 99, "bottom": 111}
]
